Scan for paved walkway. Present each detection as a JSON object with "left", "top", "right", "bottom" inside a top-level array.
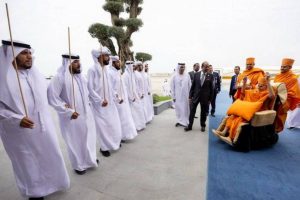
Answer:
[{"left": 0, "top": 108, "right": 208, "bottom": 200}]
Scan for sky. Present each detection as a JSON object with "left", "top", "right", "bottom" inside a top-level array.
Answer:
[{"left": 0, "top": 0, "right": 299, "bottom": 76}]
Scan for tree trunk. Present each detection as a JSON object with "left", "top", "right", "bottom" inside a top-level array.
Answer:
[
  {"left": 119, "top": 41, "right": 133, "bottom": 66},
  {"left": 111, "top": 14, "right": 119, "bottom": 26},
  {"left": 100, "top": 39, "right": 117, "bottom": 55},
  {"left": 129, "top": 0, "right": 139, "bottom": 18}
]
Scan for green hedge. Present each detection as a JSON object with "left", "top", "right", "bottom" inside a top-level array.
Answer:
[{"left": 152, "top": 94, "right": 172, "bottom": 104}]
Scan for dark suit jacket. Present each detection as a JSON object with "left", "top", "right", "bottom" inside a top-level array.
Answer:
[
  {"left": 188, "top": 71, "right": 195, "bottom": 82},
  {"left": 189, "top": 71, "right": 214, "bottom": 104},
  {"left": 229, "top": 74, "right": 238, "bottom": 96},
  {"left": 212, "top": 71, "right": 221, "bottom": 92}
]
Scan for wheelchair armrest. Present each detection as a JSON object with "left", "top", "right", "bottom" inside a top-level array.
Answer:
[{"left": 250, "top": 110, "right": 277, "bottom": 127}]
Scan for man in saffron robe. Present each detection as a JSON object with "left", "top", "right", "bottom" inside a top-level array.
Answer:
[
  {"left": 235, "top": 57, "right": 265, "bottom": 99},
  {"left": 213, "top": 74, "right": 274, "bottom": 145},
  {"left": 286, "top": 77, "right": 300, "bottom": 129},
  {"left": 274, "top": 58, "right": 300, "bottom": 133}
]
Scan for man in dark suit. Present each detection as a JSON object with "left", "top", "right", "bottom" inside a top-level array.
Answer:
[
  {"left": 208, "top": 65, "right": 221, "bottom": 117},
  {"left": 188, "top": 63, "right": 200, "bottom": 82},
  {"left": 229, "top": 66, "right": 240, "bottom": 102},
  {"left": 188, "top": 63, "right": 200, "bottom": 118},
  {"left": 185, "top": 61, "right": 214, "bottom": 132}
]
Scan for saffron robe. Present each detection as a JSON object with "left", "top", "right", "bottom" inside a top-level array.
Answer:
[
  {"left": 226, "top": 89, "right": 271, "bottom": 140},
  {"left": 274, "top": 71, "right": 300, "bottom": 132},
  {"left": 234, "top": 68, "right": 264, "bottom": 99}
]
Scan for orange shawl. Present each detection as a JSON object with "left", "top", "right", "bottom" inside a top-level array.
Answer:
[
  {"left": 226, "top": 89, "right": 269, "bottom": 140},
  {"left": 274, "top": 70, "right": 300, "bottom": 133},
  {"left": 274, "top": 70, "right": 300, "bottom": 111},
  {"left": 234, "top": 68, "right": 265, "bottom": 99}
]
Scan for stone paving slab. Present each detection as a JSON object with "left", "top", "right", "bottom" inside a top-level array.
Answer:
[{"left": 0, "top": 107, "right": 208, "bottom": 200}]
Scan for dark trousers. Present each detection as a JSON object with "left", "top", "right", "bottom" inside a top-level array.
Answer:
[
  {"left": 231, "top": 89, "right": 237, "bottom": 103},
  {"left": 210, "top": 91, "right": 218, "bottom": 114},
  {"left": 188, "top": 101, "right": 209, "bottom": 128}
]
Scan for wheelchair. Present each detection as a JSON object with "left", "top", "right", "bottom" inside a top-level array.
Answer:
[{"left": 215, "top": 82, "right": 287, "bottom": 152}]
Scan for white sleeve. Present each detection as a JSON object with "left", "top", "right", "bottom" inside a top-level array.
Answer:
[
  {"left": 87, "top": 69, "right": 104, "bottom": 104},
  {"left": 108, "top": 72, "right": 119, "bottom": 102},
  {"left": 170, "top": 76, "right": 176, "bottom": 99},
  {"left": 47, "top": 75, "right": 74, "bottom": 117},
  {"left": 0, "top": 101, "right": 23, "bottom": 125}
]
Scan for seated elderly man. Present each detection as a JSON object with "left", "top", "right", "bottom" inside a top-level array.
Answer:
[{"left": 213, "top": 73, "right": 275, "bottom": 145}]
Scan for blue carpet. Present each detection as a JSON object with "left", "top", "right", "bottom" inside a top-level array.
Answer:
[{"left": 207, "top": 91, "right": 300, "bottom": 200}]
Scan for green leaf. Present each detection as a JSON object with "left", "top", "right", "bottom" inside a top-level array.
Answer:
[
  {"left": 135, "top": 52, "right": 152, "bottom": 62},
  {"left": 125, "top": 18, "right": 143, "bottom": 31},
  {"left": 109, "top": 26, "right": 126, "bottom": 39},
  {"left": 114, "top": 18, "right": 126, "bottom": 26},
  {"left": 103, "top": 1, "right": 124, "bottom": 15},
  {"left": 124, "top": 0, "right": 143, "bottom": 4},
  {"left": 88, "top": 23, "right": 110, "bottom": 40}
]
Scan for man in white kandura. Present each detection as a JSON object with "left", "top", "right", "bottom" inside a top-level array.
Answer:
[
  {"left": 135, "top": 61, "right": 148, "bottom": 123},
  {"left": 170, "top": 63, "right": 192, "bottom": 127},
  {"left": 142, "top": 63, "right": 154, "bottom": 123},
  {"left": 162, "top": 79, "right": 171, "bottom": 96},
  {"left": 108, "top": 56, "right": 138, "bottom": 141},
  {"left": 47, "top": 54, "right": 98, "bottom": 175},
  {"left": 87, "top": 47, "right": 122, "bottom": 157},
  {"left": 0, "top": 40, "right": 70, "bottom": 200},
  {"left": 123, "top": 61, "right": 146, "bottom": 131}
]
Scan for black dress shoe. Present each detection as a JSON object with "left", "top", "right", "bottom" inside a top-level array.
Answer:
[
  {"left": 29, "top": 197, "right": 44, "bottom": 200},
  {"left": 96, "top": 159, "right": 99, "bottom": 164},
  {"left": 211, "top": 113, "right": 215, "bottom": 117},
  {"left": 201, "top": 127, "right": 205, "bottom": 132},
  {"left": 119, "top": 143, "right": 122, "bottom": 148},
  {"left": 100, "top": 149, "right": 111, "bottom": 157},
  {"left": 194, "top": 116, "right": 198, "bottom": 118},
  {"left": 121, "top": 140, "right": 126, "bottom": 143},
  {"left": 288, "top": 127, "right": 295, "bottom": 130},
  {"left": 74, "top": 169, "right": 86, "bottom": 175},
  {"left": 184, "top": 127, "right": 192, "bottom": 131}
]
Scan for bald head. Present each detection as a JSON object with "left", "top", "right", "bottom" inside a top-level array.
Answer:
[{"left": 201, "top": 61, "right": 210, "bottom": 73}]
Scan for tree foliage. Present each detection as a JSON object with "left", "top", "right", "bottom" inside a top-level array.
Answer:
[
  {"left": 88, "top": 0, "right": 152, "bottom": 65},
  {"left": 135, "top": 52, "right": 152, "bottom": 62},
  {"left": 103, "top": 1, "right": 124, "bottom": 14}
]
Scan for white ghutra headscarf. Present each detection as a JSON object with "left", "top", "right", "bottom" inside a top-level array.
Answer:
[
  {"left": 0, "top": 40, "right": 47, "bottom": 130},
  {"left": 56, "top": 54, "right": 89, "bottom": 114},
  {"left": 124, "top": 60, "right": 139, "bottom": 101},
  {"left": 90, "top": 46, "right": 111, "bottom": 101}
]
